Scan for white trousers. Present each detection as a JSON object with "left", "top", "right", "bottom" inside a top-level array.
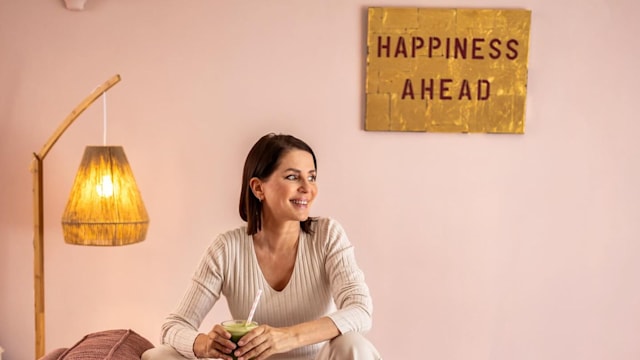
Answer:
[
  {"left": 316, "top": 332, "right": 381, "bottom": 360},
  {"left": 141, "top": 332, "right": 381, "bottom": 360}
]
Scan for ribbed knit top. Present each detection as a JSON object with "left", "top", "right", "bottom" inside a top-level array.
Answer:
[{"left": 161, "top": 217, "right": 373, "bottom": 359}]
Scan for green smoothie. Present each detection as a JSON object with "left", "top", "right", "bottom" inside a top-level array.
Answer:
[{"left": 222, "top": 320, "right": 258, "bottom": 360}]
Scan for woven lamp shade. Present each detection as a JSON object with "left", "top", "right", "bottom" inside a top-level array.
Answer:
[{"left": 61, "top": 146, "right": 149, "bottom": 246}]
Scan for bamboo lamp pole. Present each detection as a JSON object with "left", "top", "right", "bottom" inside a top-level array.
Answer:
[{"left": 31, "top": 74, "right": 121, "bottom": 359}]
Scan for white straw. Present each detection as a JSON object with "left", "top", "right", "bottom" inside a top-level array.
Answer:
[{"left": 245, "top": 289, "right": 263, "bottom": 325}]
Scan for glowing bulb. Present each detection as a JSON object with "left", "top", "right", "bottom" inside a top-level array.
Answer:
[{"left": 96, "top": 175, "right": 114, "bottom": 197}]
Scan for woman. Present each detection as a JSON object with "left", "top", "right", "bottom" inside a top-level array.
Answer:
[{"left": 145, "top": 133, "right": 380, "bottom": 360}]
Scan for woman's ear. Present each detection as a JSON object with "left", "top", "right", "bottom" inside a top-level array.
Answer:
[{"left": 249, "top": 177, "right": 264, "bottom": 201}]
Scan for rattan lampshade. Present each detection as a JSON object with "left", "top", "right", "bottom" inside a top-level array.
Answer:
[{"left": 61, "top": 145, "right": 149, "bottom": 246}]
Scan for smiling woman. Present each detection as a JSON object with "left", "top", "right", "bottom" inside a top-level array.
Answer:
[
  {"left": 143, "top": 133, "right": 381, "bottom": 360},
  {"left": 239, "top": 134, "right": 319, "bottom": 236}
]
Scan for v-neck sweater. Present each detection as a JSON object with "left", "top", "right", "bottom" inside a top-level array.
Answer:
[{"left": 161, "top": 217, "right": 373, "bottom": 359}]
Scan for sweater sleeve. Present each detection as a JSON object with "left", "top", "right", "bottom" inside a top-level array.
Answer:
[
  {"left": 322, "top": 218, "right": 373, "bottom": 334},
  {"left": 160, "top": 236, "right": 227, "bottom": 359}
]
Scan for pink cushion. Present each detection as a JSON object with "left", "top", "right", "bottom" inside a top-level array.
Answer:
[
  {"left": 47, "top": 329, "right": 154, "bottom": 360},
  {"left": 38, "top": 348, "right": 67, "bottom": 360}
]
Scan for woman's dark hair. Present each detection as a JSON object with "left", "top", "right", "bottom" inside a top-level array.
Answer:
[{"left": 239, "top": 133, "right": 317, "bottom": 235}]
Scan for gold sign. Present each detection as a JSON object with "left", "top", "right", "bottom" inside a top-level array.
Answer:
[{"left": 365, "top": 8, "right": 531, "bottom": 133}]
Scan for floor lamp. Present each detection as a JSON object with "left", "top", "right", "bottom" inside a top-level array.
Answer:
[{"left": 31, "top": 74, "right": 149, "bottom": 359}]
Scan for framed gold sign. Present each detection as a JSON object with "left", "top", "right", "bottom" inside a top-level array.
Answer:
[{"left": 365, "top": 8, "right": 531, "bottom": 133}]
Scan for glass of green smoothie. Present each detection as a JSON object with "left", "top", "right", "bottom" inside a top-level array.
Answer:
[{"left": 222, "top": 320, "right": 259, "bottom": 360}]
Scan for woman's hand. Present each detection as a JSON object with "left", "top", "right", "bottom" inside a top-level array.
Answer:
[
  {"left": 233, "top": 325, "right": 295, "bottom": 360},
  {"left": 193, "top": 324, "right": 237, "bottom": 360}
]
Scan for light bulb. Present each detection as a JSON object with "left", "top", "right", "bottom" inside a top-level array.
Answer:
[{"left": 96, "top": 175, "right": 114, "bottom": 197}]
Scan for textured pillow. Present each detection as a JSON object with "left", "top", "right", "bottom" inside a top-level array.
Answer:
[
  {"left": 38, "top": 348, "right": 68, "bottom": 360},
  {"left": 52, "top": 329, "right": 154, "bottom": 360}
]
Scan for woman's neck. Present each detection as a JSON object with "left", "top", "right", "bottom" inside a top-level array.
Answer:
[{"left": 254, "top": 220, "right": 300, "bottom": 252}]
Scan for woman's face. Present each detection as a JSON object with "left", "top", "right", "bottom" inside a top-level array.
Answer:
[{"left": 259, "top": 149, "right": 317, "bottom": 225}]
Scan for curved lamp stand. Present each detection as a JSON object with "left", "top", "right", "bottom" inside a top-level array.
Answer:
[{"left": 31, "top": 74, "right": 149, "bottom": 359}]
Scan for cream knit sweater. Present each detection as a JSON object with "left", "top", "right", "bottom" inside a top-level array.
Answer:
[{"left": 161, "top": 217, "right": 373, "bottom": 359}]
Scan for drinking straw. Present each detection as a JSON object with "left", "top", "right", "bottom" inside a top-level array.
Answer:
[{"left": 246, "top": 289, "right": 263, "bottom": 326}]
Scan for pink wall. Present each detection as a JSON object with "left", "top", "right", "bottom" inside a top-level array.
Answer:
[{"left": 1, "top": 1, "right": 639, "bottom": 359}]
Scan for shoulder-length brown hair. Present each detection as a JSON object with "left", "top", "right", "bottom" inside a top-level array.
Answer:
[{"left": 239, "top": 133, "right": 317, "bottom": 235}]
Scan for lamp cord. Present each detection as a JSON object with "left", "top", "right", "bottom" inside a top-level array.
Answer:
[{"left": 102, "top": 91, "right": 107, "bottom": 146}]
